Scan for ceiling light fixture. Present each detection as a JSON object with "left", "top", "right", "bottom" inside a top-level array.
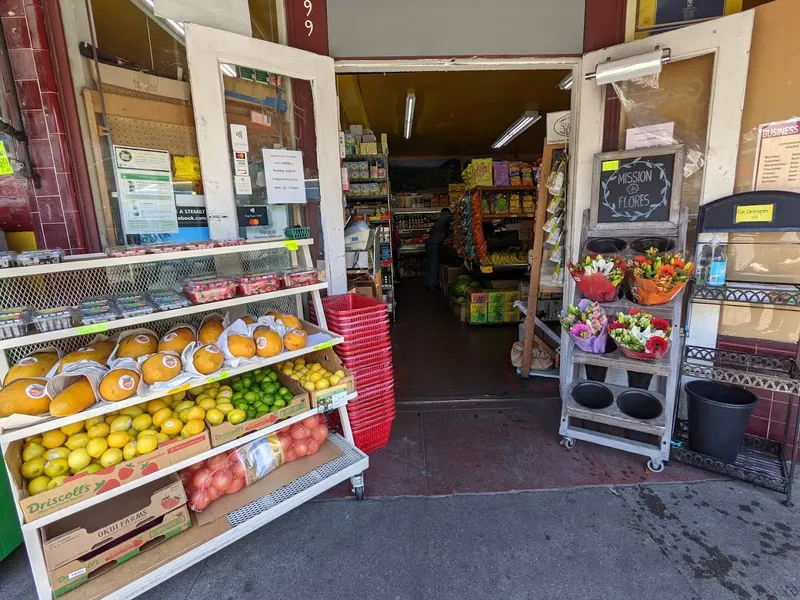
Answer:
[
  {"left": 557, "top": 73, "right": 573, "bottom": 91},
  {"left": 586, "top": 49, "right": 670, "bottom": 86},
  {"left": 221, "top": 64, "right": 237, "bottom": 77},
  {"left": 491, "top": 111, "right": 541, "bottom": 149},
  {"left": 404, "top": 92, "right": 416, "bottom": 139}
]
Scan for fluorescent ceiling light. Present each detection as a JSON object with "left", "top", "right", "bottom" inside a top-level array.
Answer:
[
  {"left": 588, "top": 49, "right": 670, "bottom": 86},
  {"left": 404, "top": 93, "right": 416, "bottom": 139},
  {"left": 491, "top": 111, "right": 541, "bottom": 149},
  {"left": 557, "top": 73, "right": 573, "bottom": 91},
  {"left": 221, "top": 63, "right": 237, "bottom": 77}
]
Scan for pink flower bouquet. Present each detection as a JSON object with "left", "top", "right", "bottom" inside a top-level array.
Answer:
[{"left": 559, "top": 299, "right": 609, "bottom": 353}]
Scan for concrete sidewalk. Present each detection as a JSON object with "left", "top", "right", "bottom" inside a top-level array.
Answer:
[{"left": 3, "top": 479, "right": 798, "bottom": 600}]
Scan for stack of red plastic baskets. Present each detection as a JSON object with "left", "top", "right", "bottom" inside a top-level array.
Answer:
[{"left": 313, "top": 294, "right": 394, "bottom": 453}]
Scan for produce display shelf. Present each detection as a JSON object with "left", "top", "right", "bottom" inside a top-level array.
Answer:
[
  {"left": 345, "top": 195, "right": 390, "bottom": 201},
  {"left": 691, "top": 282, "right": 800, "bottom": 307},
  {"left": 349, "top": 177, "right": 388, "bottom": 183},
  {"left": 343, "top": 154, "right": 388, "bottom": 161},
  {"left": 472, "top": 186, "right": 536, "bottom": 192},
  {"left": 682, "top": 345, "right": 800, "bottom": 395},
  {"left": 0, "top": 282, "right": 329, "bottom": 351},
  {"left": 0, "top": 326, "right": 345, "bottom": 444},
  {"left": 0, "top": 239, "right": 311, "bottom": 280},
  {"left": 475, "top": 263, "right": 528, "bottom": 272},
  {"left": 393, "top": 208, "right": 442, "bottom": 215},
  {"left": 671, "top": 419, "right": 789, "bottom": 494},
  {"left": 572, "top": 347, "right": 670, "bottom": 376},
  {"left": 19, "top": 394, "right": 358, "bottom": 532},
  {"left": 566, "top": 381, "right": 666, "bottom": 436}
]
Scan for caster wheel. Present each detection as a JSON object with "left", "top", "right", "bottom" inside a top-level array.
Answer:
[
  {"left": 560, "top": 437, "right": 576, "bottom": 450},
  {"left": 647, "top": 459, "right": 665, "bottom": 473},
  {"left": 354, "top": 486, "right": 365, "bottom": 501}
]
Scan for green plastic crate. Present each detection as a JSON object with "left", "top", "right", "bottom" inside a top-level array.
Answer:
[
  {"left": 0, "top": 457, "right": 21, "bottom": 561},
  {"left": 284, "top": 226, "right": 311, "bottom": 239}
]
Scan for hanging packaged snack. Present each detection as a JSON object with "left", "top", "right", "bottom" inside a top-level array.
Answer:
[
  {"left": 472, "top": 158, "right": 493, "bottom": 187},
  {"left": 520, "top": 163, "right": 534, "bottom": 187},
  {"left": 508, "top": 162, "right": 522, "bottom": 187},
  {"left": 493, "top": 161, "right": 510, "bottom": 187},
  {"left": 509, "top": 193, "right": 521, "bottom": 214}
]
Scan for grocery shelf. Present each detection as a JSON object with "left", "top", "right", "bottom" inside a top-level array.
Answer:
[
  {"left": 393, "top": 208, "right": 442, "bottom": 214},
  {"left": 345, "top": 194, "right": 390, "bottom": 201},
  {"left": 571, "top": 347, "right": 671, "bottom": 376},
  {"left": 59, "top": 433, "right": 367, "bottom": 600},
  {"left": 343, "top": 154, "right": 388, "bottom": 161},
  {"left": 472, "top": 186, "right": 536, "bottom": 192},
  {"left": 483, "top": 214, "right": 536, "bottom": 219},
  {"left": 566, "top": 381, "right": 666, "bottom": 436},
  {"left": 692, "top": 282, "right": 800, "bottom": 307},
  {"left": 19, "top": 394, "right": 358, "bottom": 531},
  {"left": 0, "top": 326, "right": 345, "bottom": 444},
  {"left": 0, "top": 239, "right": 311, "bottom": 280},
  {"left": 0, "top": 282, "right": 329, "bottom": 351},
  {"left": 349, "top": 178, "right": 388, "bottom": 183}
]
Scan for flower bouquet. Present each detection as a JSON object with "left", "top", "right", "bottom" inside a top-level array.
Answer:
[
  {"left": 559, "top": 299, "right": 609, "bottom": 354},
  {"left": 608, "top": 308, "right": 672, "bottom": 361},
  {"left": 628, "top": 248, "right": 694, "bottom": 305},
  {"left": 568, "top": 254, "right": 626, "bottom": 303}
]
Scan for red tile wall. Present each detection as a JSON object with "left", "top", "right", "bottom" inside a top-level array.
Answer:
[{"left": 0, "top": 0, "right": 85, "bottom": 253}]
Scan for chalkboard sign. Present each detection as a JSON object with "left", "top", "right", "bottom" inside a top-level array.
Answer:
[{"left": 590, "top": 145, "right": 684, "bottom": 232}]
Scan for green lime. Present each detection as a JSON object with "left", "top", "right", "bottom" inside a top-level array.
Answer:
[
  {"left": 242, "top": 377, "right": 252, "bottom": 388},
  {"left": 281, "top": 390, "right": 294, "bottom": 400},
  {"left": 246, "top": 408, "right": 256, "bottom": 419},
  {"left": 278, "top": 386, "right": 289, "bottom": 396},
  {"left": 244, "top": 391, "right": 257, "bottom": 402},
  {"left": 272, "top": 398, "right": 286, "bottom": 409},
  {"left": 263, "top": 394, "right": 275, "bottom": 405},
  {"left": 234, "top": 402, "right": 248, "bottom": 411},
  {"left": 268, "top": 372, "right": 278, "bottom": 382},
  {"left": 232, "top": 381, "right": 243, "bottom": 392},
  {"left": 254, "top": 374, "right": 264, "bottom": 383},
  {"left": 256, "top": 409, "right": 268, "bottom": 418},
  {"left": 260, "top": 380, "right": 271, "bottom": 390}
]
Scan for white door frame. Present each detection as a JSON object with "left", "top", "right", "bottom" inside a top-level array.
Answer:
[
  {"left": 569, "top": 11, "right": 754, "bottom": 354},
  {"left": 186, "top": 23, "right": 348, "bottom": 293}
]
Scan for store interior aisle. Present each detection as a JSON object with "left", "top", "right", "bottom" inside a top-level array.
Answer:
[{"left": 391, "top": 278, "right": 559, "bottom": 402}]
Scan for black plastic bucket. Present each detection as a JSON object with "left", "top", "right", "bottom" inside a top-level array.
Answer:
[
  {"left": 586, "top": 238, "right": 627, "bottom": 254},
  {"left": 627, "top": 371, "right": 654, "bottom": 390},
  {"left": 630, "top": 237, "right": 675, "bottom": 253},
  {"left": 572, "top": 382, "right": 613, "bottom": 410},
  {"left": 617, "top": 390, "right": 663, "bottom": 420},
  {"left": 585, "top": 365, "right": 608, "bottom": 382},
  {"left": 685, "top": 380, "right": 757, "bottom": 463}
]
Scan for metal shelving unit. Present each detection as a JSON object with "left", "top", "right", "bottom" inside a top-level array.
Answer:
[
  {"left": 0, "top": 240, "right": 369, "bottom": 600},
  {"left": 692, "top": 282, "right": 800, "bottom": 306}
]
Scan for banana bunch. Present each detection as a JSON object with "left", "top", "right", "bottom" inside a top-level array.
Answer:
[{"left": 485, "top": 249, "right": 529, "bottom": 266}]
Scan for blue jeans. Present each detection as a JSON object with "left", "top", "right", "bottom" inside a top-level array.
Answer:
[{"left": 425, "top": 241, "right": 440, "bottom": 289}]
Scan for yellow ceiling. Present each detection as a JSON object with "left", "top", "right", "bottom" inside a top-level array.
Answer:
[{"left": 337, "top": 70, "right": 571, "bottom": 158}]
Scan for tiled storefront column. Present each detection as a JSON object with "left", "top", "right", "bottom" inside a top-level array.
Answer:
[{"left": 1, "top": 0, "right": 85, "bottom": 253}]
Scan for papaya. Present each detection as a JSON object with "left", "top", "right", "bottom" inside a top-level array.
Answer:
[
  {"left": 158, "top": 327, "right": 195, "bottom": 355},
  {"left": 198, "top": 318, "right": 224, "bottom": 345},
  {"left": 50, "top": 378, "right": 96, "bottom": 417},
  {"left": 142, "top": 353, "right": 182, "bottom": 385},
  {"left": 227, "top": 335, "right": 256, "bottom": 359},
  {"left": 99, "top": 369, "right": 140, "bottom": 402},
  {"left": 254, "top": 329, "right": 283, "bottom": 358},
  {"left": 0, "top": 379, "right": 49, "bottom": 418},
  {"left": 117, "top": 333, "right": 158, "bottom": 359},
  {"left": 4, "top": 351, "right": 59, "bottom": 385},
  {"left": 283, "top": 329, "right": 308, "bottom": 351},
  {"left": 192, "top": 344, "right": 224, "bottom": 374}
]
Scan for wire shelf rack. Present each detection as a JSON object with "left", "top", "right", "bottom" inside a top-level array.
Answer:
[
  {"left": 682, "top": 345, "right": 800, "bottom": 394},
  {"left": 692, "top": 282, "right": 800, "bottom": 307}
]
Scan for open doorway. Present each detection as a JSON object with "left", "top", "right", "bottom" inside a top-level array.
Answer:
[{"left": 335, "top": 66, "right": 573, "bottom": 404}]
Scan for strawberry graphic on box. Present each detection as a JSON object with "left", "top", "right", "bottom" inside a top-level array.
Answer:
[
  {"left": 94, "top": 479, "right": 120, "bottom": 494},
  {"left": 160, "top": 495, "right": 181, "bottom": 510},
  {"left": 142, "top": 462, "right": 159, "bottom": 477},
  {"left": 118, "top": 464, "right": 135, "bottom": 481}
]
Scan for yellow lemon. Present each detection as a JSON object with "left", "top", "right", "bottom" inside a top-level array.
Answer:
[
  {"left": 87, "top": 423, "right": 110, "bottom": 439},
  {"left": 160, "top": 418, "right": 183, "bottom": 436},
  {"left": 152, "top": 407, "right": 172, "bottom": 428},
  {"left": 60, "top": 421, "right": 85, "bottom": 436},
  {"left": 21, "top": 457, "right": 46, "bottom": 479},
  {"left": 294, "top": 358, "right": 305, "bottom": 366},
  {"left": 79, "top": 464, "right": 103, "bottom": 475},
  {"left": 136, "top": 435, "right": 158, "bottom": 455},
  {"left": 186, "top": 406, "right": 205, "bottom": 422},
  {"left": 119, "top": 406, "right": 144, "bottom": 418},
  {"left": 47, "top": 476, "right": 67, "bottom": 490},
  {"left": 303, "top": 381, "right": 315, "bottom": 392},
  {"left": 41, "top": 430, "right": 67, "bottom": 449},
  {"left": 188, "top": 385, "right": 205, "bottom": 397},
  {"left": 173, "top": 401, "right": 195, "bottom": 414},
  {"left": 84, "top": 416, "right": 105, "bottom": 428},
  {"left": 109, "top": 416, "right": 133, "bottom": 433},
  {"left": 122, "top": 442, "right": 138, "bottom": 460},
  {"left": 65, "top": 433, "right": 90, "bottom": 450},
  {"left": 227, "top": 409, "right": 246, "bottom": 425},
  {"left": 27, "top": 475, "right": 51, "bottom": 495},
  {"left": 198, "top": 398, "right": 217, "bottom": 412},
  {"left": 43, "top": 447, "right": 70, "bottom": 461},
  {"left": 216, "top": 402, "right": 234, "bottom": 416},
  {"left": 309, "top": 372, "right": 322, "bottom": 383},
  {"left": 217, "top": 386, "right": 233, "bottom": 399},
  {"left": 86, "top": 437, "right": 108, "bottom": 458},
  {"left": 22, "top": 442, "right": 45, "bottom": 462},
  {"left": 127, "top": 428, "right": 138, "bottom": 438},
  {"left": 137, "top": 429, "right": 158, "bottom": 439},
  {"left": 100, "top": 448, "right": 123, "bottom": 468},
  {"left": 282, "top": 368, "right": 293, "bottom": 376},
  {"left": 171, "top": 390, "right": 187, "bottom": 403},
  {"left": 334, "top": 370, "right": 346, "bottom": 378},
  {"left": 146, "top": 399, "right": 168, "bottom": 415},
  {"left": 183, "top": 419, "right": 205, "bottom": 436},
  {"left": 107, "top": 431, "right": 130, "bottom": 449},
  {"left": 329, "top": 375, "right": 342, "bottom": 386},
  {"left": 309, "top": 363, "right": 321, "bottom": 372},
  {"left": 131, "top": 414, "right": 152, "bottom": 431},
  {"left": 205, "top": 408, "right": 224, "bottom": 425},
  {"left": 44, "top": 458, "right": 69, "bottom": 478},
  {"left": 315, "top": 379, "right": 330, "bottom": 391},
  {"left": 178, "top": 408, "right": 191, "bottom": 423},
  {"left": 24, "top": 435, "right": 43, "bottom": 445},
  {"left": 67, "top": 448, "right": 91, "bottom": 471},
  {"left": 155, "top": 432, "right": 170, "bottom": 443}
]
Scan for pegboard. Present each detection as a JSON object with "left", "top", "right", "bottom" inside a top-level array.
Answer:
[{"left": 108, "top": 116, "right": 198, "bottom": 156}]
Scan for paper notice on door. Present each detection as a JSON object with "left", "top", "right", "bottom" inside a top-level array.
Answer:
[
  {"left": 263, "top": 149, "right": 306, "bottom": 204},
  {"left": 753, "top": 119, "right": 800, "bottom": 192},
  {"left": 114, "top": 146, "right": 178, "bottom": 235},
  {"left": 625, "top": 122, "right": 675, "bottom": 150},
  {"left": 234, "top": 176, "right": 253, "bottom": 195}
]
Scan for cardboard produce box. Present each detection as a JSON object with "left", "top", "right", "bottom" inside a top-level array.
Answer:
[
  {"left": 276, "top": 349, "right": 354, "bottom": 410},
  {"left": 7, "top": 431, "right": 210, "bottom": 523},
  {"left": 48, "top": 505, "right": 191, "bottom": 597},
  {"left": 41, "top": 476, "right": 186, "bottom": 571},
  {"left": 206, "top": 391, "right": 310, "bottom": 448}
]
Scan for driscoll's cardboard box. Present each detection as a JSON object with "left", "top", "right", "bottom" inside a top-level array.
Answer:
[
  {"left": 6, "top": 431, "right": 210, "bottom": 523},
  {"left": 47, "top": 504, "right": 191, "bottom": 597},
  {"left": 276, "top": 349, "right": 354, "bottom": 410}
]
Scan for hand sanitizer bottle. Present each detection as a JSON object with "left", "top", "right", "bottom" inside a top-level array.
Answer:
[{"left": 708, "top": 234, "right": 728, "bottom": 287}]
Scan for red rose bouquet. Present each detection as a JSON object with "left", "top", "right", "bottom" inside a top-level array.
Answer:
[{"left": 608, "top": 308, "right": 672, "bottom": 361}]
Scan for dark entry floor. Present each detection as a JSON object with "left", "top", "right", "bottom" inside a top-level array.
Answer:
[{"left": 391, "top": 278, "right": 558, "bottom": 402}]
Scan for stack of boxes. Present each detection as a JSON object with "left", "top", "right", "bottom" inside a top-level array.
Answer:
[
  {"left": 341, "top": 124, "right": 389, "bottom": 157},
  {"left": 468, "top": 282, "right": 521, "bottom": 325}
]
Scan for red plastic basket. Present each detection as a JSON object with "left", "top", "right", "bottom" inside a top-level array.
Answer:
[
  {"left": 336, "top": 336, "right": 392, "bottom": 357},
  {"left": 352, "top": 362, "right": 394, "bottom": 387},
  {"left": 337, "top": 346, "right": 393, "bottom": 370},
  {"left": 351, "top": 406, "right": 396, "bottom": 429},
  {"left": 339, "top": 322, "right": 391, "bottom": 344},
  {"left": 352, "top": 418, "right": 394, "bottom": 453},
  {"left": 349, "top": 390, "right": 395, "bottom": 414},
  {"left": 322, "top": 294, "right": 388, "bottom": 319},
  {"left": 356, "top": 381, "right": 395, "bottom": 403}
]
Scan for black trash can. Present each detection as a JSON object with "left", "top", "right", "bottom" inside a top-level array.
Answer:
[{"left": 685, "top": 380, "right": 758, "bottom": 463}]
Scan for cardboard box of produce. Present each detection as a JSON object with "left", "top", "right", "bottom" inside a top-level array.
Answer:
[
  {"left": 468, "top": 290, "right": 488, "bottom": 304},
  {"left": 195, "top": 439, "right": 343, "bottom": 526},
  {"left": 41, "top": 475, "right": 186, "bottom": 571},
  {"left": 505, "top": 310, "right": 522, "bottom": 323},
  {"left": 6, "top": 431, "right": 210, "bottom": 523},
  {"left": 276, "top": 349, "right": 354, "bottom": 410},
  {"left": 450, "top": 297, "right": 467, "bottom": 322},
  {"left": 48, "top": 505, "right": 191, "bottom": 597},
  {"left": 206, "top": 391, "right": 310, "bottom": 448}
]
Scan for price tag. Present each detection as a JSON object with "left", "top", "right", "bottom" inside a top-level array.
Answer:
[
  {"left": 602, "top": 160, "right": 620, "bottom": 172},
  {"left": 77, "top": 323, "right": 109, "bottom": 336},
  {"left": 0, "top": 142, "right": 13, "bottom": 176},
  {"left": 167, "top": 383, "right": 191, "bottom": 395},
  {"left": 318, "top": 390, "right": 349, "bottom": 412},
  {"left": 283, "top": 240, "right": 299, "bottom": 251},
  {"left": 481, "top": 266, "right": 493, "bottom": 274},
  {"left": 735, "top": 204, "right": 774, "bottom": 224},
  {"left": 207, "top": 371, "right": 230, "bottom": 383},
  {"left": 313, "top": 340, "right": 334, "bottom": 351}
]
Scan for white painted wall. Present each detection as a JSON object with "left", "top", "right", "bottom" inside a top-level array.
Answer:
[{"left": 326, "top": 0, "right": 586, "bottom": 58}]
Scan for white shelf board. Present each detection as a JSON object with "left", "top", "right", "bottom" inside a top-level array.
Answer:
[
  {"left": 21, "top": 394, "right": 358, "bottom": 531},
  {"left": 71, "top": 433, "right": 367, "bottom": 600},
  {"left": 0, "top": 282, "right": 329, "bottom": 351},
  {"left": 0, "top": 239, "right": 312, "bottom": 280},
  {"left": 0, "top": 326, "right": 344, "bottom": 443}
]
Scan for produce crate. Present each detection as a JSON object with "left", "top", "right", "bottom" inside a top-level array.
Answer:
[
  {"left": 276, "top": 348, "right": 355, "bottom": 410},
  {"left": 206, "top": 391, "right": 310, "bottom": 447},
  {"left": 284, "top": 226, "right": 311, "bottom": 239},
  {"left": 6, "top": 432, "right": 211, "bottom": 523}
]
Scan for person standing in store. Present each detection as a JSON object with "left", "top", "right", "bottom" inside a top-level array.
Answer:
[{"left": 425, "top": 207, "right": 452, "bottom": 291}]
